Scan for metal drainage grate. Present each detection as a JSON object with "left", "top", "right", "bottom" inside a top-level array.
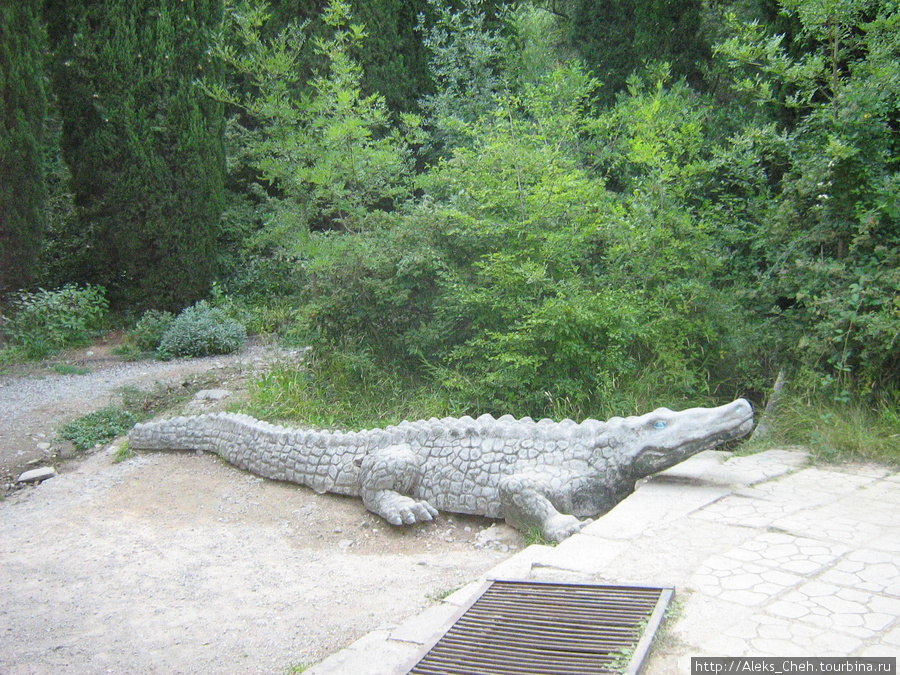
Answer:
[{"left": 403, "top": 580, "right": 673, "bottom": 675}]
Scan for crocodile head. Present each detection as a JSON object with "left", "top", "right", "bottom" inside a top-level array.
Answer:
[{"left": 609, "top": 398, "right": 754, "bottom": 480}]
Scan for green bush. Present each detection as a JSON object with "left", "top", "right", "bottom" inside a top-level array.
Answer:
[
  {"left": 295, "top": 211, "right": 448, "bottom": 365},
  {"left": 157, "top": 301, "right": 247, "bottom": 359},
  {"left": 129, "top": 309, "right": 175, "bottom": 352},
  {"left": 2, "top": 284, "right": 108, "bottom": 358},
  {"left": 292, "top": 62, "right": 762, "bottom": 419}
]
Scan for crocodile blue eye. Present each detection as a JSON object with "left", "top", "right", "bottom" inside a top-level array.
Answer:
[{"left": 654, "top": 421, "right": 666, "bottom": 429}]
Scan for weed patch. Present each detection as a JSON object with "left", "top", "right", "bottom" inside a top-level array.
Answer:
[
  {"left": 113, "top": 440, "right": 134, "bottom": 463},
  {"left": 522, "top": 526, "right": 556, "bottom": 547},
  {"left": 283, "top": 664, "right": 311, "bottom": 674},
  {"left": 56, "top": 380, "right": 214, "bottom": 454},
  {"left": 426, "top": 586, "right": 460, "bottom": 603},
  {"left": 120, "top": 384, "right": 194, "bottom": 418},
  {"left": 58, "top": 407, "right": 138, "bottom": 452}
]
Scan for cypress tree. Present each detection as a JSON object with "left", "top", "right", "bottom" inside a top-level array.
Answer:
[
  {"left": 0, "top": 0, "right": 47, "bottom": 298},
  {"left": 350, "top": 0, "right": 432, "bottom": 113},
  {"left": 47, "top": 0, "right": 225, "bottom": 310},
  {"left": 571, "top": 0, "right": 709, "bottom": 102}
]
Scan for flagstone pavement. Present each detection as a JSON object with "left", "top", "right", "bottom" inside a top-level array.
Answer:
[{"left": 305, "top": 448, "right": 900, "bottom": 674}]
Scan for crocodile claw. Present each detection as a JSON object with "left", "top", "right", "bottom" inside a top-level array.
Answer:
[
  {"left": 544, "top": 514, "right": 589, "bottom": 543},
  {"left": 379, "top": 494, "right": 439, "bottom": 526}
]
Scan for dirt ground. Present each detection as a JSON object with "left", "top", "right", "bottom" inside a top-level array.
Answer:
[{"left": 0, "top": 341, "right": 520, "bottom": 674}]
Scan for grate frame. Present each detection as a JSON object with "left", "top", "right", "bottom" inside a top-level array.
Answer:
[{"left": 399, "top": 579, "right": 674, "bottom": 675}]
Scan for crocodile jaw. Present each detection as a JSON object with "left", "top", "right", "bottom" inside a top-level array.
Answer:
[{"left": 625, "top": 398, "right": 754, "bottom": 479}]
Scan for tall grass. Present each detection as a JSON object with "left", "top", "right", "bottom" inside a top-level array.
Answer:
[
  {"left": 749, "top": 393, "right": 900, "bottom": 467},
  {"left": 246, "top": 349, "right": 464, "bottom": 430},
  {"left": 245, "top": 345, "right": 900, "bottom": 468}
]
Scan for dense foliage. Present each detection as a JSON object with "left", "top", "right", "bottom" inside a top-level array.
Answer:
[
  {"left": 2, "top": 284, "right": 108, "bottom": 358},
  {"left": 2, "top": 0, "right": 899, "bottom": 456},
  {"left": 568, "top": 0, "right": 710, "bottom": 102},
  {"left": 714, "top": 1, "right": 900, "bottom": 396}
]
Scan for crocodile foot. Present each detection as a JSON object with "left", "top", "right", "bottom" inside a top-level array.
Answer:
[
  {"left": 364, "top": 490, "right": 439, "bottom": 526},
  {"left": 544, "top": 514, "right": 591, "bottom": 543}
]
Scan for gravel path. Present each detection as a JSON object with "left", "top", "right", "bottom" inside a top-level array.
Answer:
[
  {"left": 0, "top": 340, "right": 283, "bottom": 484},
  {"left": 0, "top": 341, "right": 520, "bottom": 674}
]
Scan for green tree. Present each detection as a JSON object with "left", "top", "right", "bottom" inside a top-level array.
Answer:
[
  {"left": 715, "top": 0, "right": 900, "bottom": 392},
  {"left": 209, "top": 0, "right": 423, "bottom": 251},
  {"left": 349, "top": 0, "right": 432, "bottom": 114},
  {"left": 46, "top": 0, "right": 226, "bottom": 310},
  {"left": 0, "top": 0, "right": 47, "bottom": 298},
  {"left": 265, "top": 0, "right": 433, "bottom": 115}
]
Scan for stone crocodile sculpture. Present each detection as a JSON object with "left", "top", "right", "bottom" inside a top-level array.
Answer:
[{"left": 128, "top": 399, "right": 753, "bottom": 542}]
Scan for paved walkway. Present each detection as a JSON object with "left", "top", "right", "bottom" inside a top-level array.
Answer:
[{"left": 305, "top": 449, "right": 900, "bottom": 674}]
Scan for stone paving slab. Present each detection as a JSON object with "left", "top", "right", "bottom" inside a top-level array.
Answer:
[
  {"left": 304, "top": 449, "right": 900, "bottom": 674},
  {"left": 694, "top": 612, "right": 865, "bottom": 660},
  {"left": 389, "top": 602, "right": 461, "bottom": 646},
  {"left": 303, "top": 628, "right": 420, "bottom": 675},
  {"left": 819, "top": 549, "right": 900, "bottom": 596}
]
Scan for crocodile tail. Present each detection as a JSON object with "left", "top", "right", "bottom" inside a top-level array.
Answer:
[{"left": 128, "top": 413, "right": 237, "bottom": 453}]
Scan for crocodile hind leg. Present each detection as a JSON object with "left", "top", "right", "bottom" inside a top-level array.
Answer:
[
  {"left": 358, "top": 444, "right": 439, "bottom": 526},
  {"left": 499, "top": 472, "right": 591, "bottom": 543}
]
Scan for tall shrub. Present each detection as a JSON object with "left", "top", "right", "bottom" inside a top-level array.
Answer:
[
  {"left": 417, "top": 0, "right": 506, "bottom": 151},
  {"left": 208, "top": 0, "right": 422, "bottom": 251}
]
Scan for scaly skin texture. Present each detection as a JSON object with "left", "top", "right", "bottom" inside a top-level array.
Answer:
[{"left": 128, "top": 399, "right": 753, "bottom": 542}]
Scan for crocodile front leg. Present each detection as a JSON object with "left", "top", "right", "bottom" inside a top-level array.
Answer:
[
  {"left": 499, "top": 472, "right": 591, "bottom": 543},
  {"left": 358, "top": 444, "right": 438, "bottom": 526}
]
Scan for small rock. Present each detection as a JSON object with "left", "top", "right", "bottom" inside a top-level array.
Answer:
[
  {"left": 18, "top": 466, "right": 57, "bottom": 484},
  {"left": 337, "top": 539, "right": 354, "bottom": 550},
  {"left": 295, "top": 504, "right": 318, "bottom": 517},
  {"left": 194, "top": 389, "right": 232, "bottom": 401},
  {"left": 36, "top": 442, "right": 52, "bottom": 452},
  {"left": 475, "top": 524, "right": 504, "bottom": 546},
  {"left": 56, "top": 441, "right": 78, "bottom": 459}
]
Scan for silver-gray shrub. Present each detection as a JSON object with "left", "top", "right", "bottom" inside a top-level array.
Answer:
[{"left": 157, "top": 301, "right": 247, "bottom": 359}]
